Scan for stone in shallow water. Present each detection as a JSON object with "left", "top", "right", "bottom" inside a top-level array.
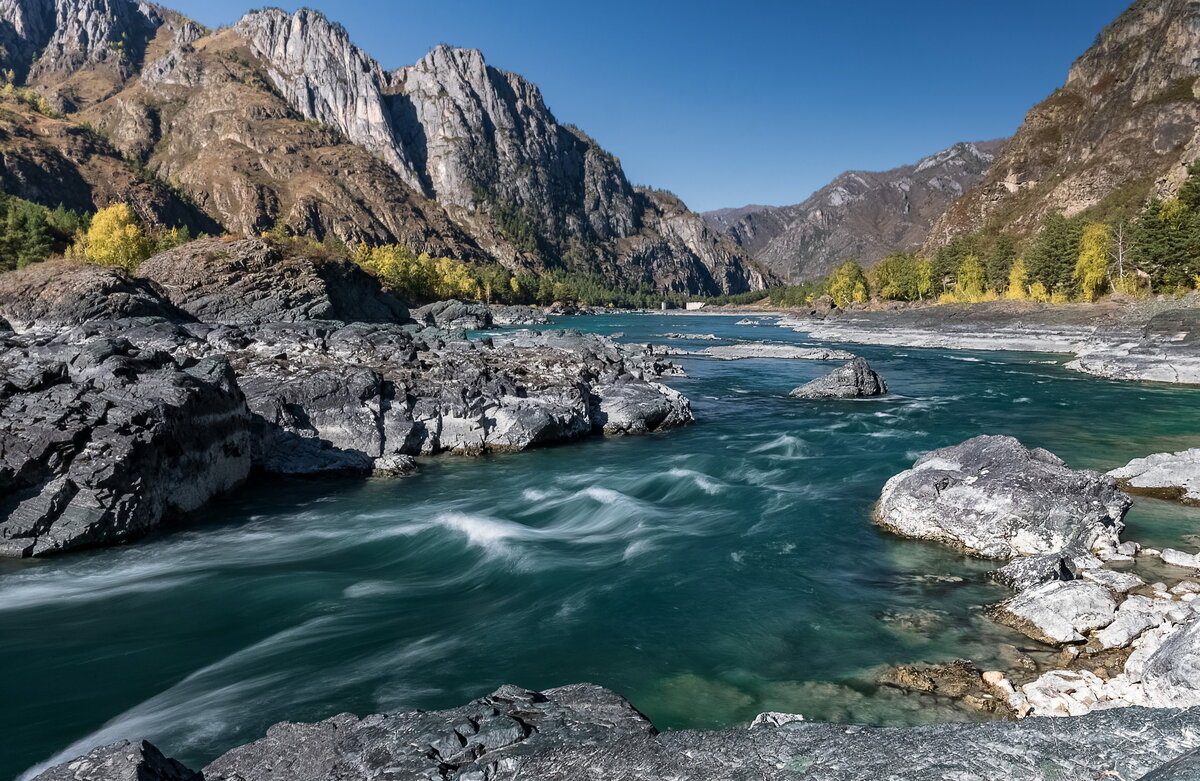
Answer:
[
  {"left": 876, "top": 435, "right": 1130, "bottom": 559},
  {"left": 790, "top": 357, "right": 889, "bottom": 399},
  {"left": 1109, "top": 449, "right": 1200, "bottom": 505},
  {"left": 992, "top": 580, "right": 1118, "bottom": 645}
]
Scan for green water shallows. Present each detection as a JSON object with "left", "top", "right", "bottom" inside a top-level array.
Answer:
[{"left": 4, "top": 314, "right": 1200, "bottom": 779}]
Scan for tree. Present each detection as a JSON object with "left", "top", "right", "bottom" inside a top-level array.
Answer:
[
  {"left": 983, "top": 235, "right": 1018, "bottom": 293},
  {"left": 81, "top": 203, "right": 151, "bottom": 270},
  {"left": 915, "top": 257, "right": 934, "bottom": 300},
  {"left": 1027, "top": 213, "right": 1085, "bottom": 296},
  {"left": 828, "top": 260, "right": 869, "bottom": 307},
  {"left": 871, "top": 252, "right": 920, "bottom": 301},
  {"left": 1006, "top": 257, "right": 1029, "bottom": 299},
  {"left": 931, "top": 236, "right": 978, "bottom": 294},
  {"left": 1131, "top": 199, "right": 1191, "bottom": 290},
  {"left": 1075, "top": 222, "right": 1111, "bottom": 301},
  {"left": 955, "top": 255, "right": 987, "bottom": 301}
]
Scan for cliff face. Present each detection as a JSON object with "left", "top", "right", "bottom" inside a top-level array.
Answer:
[
  {"left": 929, "top": 0, "right": 1200, "bottom": 246},
  {"left": 706, "top": 141, "right": 1002, "bottom": 281},
  {"left": 0, "top": 1, "right": 765, "bottom": 295}
]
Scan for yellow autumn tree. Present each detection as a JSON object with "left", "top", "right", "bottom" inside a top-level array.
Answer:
[
  {"left": 828, "top": 260, "right": 869, "bottom": 307},
  {"left": 955, "top": 255, "right": 987, "bottom": 302},
  {"left": 1074, "top": 222, "right": 1111, "bottom": 302},
  {"left": 1006, "top": 258, "right": 1029, "bottom": 299},
  {"left": 81, "top": 203, "right": 152, "bottom": 271}
]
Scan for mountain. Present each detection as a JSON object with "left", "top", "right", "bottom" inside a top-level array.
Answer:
[
  {"left": 928, "top": 0, "right": 1200, "bottom": 246},
  {"left": 0, "top": 1, "right": 766, "bottom": 295},
  {"left": 705, "top": 140, "right": 1003, "bottom": 282}
]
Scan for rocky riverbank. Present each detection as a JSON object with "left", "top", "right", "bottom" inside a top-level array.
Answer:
[
  {"left": 31, "top": 684, "right": 1200, "bottom": 781},
  {"left": 0, "top": 242, "right": 692, "bottom": 557},
  {"left": 778, "top": 298, "right": 1200, "bottom": 385},
  {"left": 876, "top": 435, "right": 1200, "bottom": 722}
]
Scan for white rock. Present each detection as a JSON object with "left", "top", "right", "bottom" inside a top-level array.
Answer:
[
  {"left": 1109, "top": 448, "right": 1200, "bottom": 505},
  {"left": 1162, "top": 548, "right": 1200, "bottom": 570},
  {"left": 996, "top": 580, "right": 1118, "bottom": 644}
]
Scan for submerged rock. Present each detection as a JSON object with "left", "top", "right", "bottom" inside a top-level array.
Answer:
[
  {"left": 1110, "top": 449, "right": 1200, "bottom": 506},
  {"left": 32, "top": 684, "right": 1200, "bottom": 781},
  {"left": 790, "top": 357, "right": 888, "bottom": 399},
  {"left": 876, "top": 435, "right": 1130, "bottom": 559}
]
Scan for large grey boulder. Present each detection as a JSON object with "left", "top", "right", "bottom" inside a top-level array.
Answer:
[
  {"left": 790, "top": 357, "right": 888, "bottom": 399},
  {"left": 411, "top": 299, "right": 493, "bottom": 330},
  {"left": 1143, "top": 616, "right": 1200, "bottom": 706},
  {"left": 31, "top": 684, "right": 1200, "bottom": 781},
  {"left": 0, "top": 261, "right": 190, "bottom": 332},
  {"left": 1110, "top": 449, "right": 1200, "bottom": 506},
  {"left": 0, "top": 336, "right": 253, "bottom": 557},
  {"left": 137, "top": 238, "right": 409, "bottom": 325},
  {"left": 876, "top": 435, "right": 1130, "bottom": 559},
  {"left": 992, "top": 579, "right": 1118, "bottom": 644}
]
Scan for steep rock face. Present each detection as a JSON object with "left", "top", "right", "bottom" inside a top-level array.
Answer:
[
  {"left": 136, "top": 238, "right": 410, "bottom": 325},
  {"left": 706, "top": 141, "right": 1002, "bottom": 280},
  {"left": 232, "top": 9, "right": 764, "bottom": 293},
  {"left": 929, "top": 0, "right": 1200, "bottom": 245},
  {"left": 32, "top": 684, "right": 1200, "bottom": 781},
  {"left": 0, "top": 335, "right": 253, "bottom": 557}
]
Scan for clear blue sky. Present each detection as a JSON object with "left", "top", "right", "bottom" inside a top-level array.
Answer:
[{"left": 167, "top": 0, "right": 1133, "bottom": 212}]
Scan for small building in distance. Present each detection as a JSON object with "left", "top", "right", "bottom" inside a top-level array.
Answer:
[{"left": 685, "top": 302, "right": 707, "bottom": 311}]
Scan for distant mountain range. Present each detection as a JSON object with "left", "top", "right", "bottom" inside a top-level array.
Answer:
[
  {"left": 0, "top": 1, "right": 767, "bottom": 296},
  {"left": 704, "top": 140, "right": 1004, "bottom": 281}
]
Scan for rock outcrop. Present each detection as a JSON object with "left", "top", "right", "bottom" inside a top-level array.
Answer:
[
  {"left": 876, "top": 435, "right": 1130, "bottom": 559},
  {"left": 790, "top": 357, "right": 888, "bottom": 398},
  {"left": 0, "top": 249, "right": 693, "bottom": 555},
  {"left": 136, "top": 238, "right": 410, "bottom": 325},
  {"left": 928, "top": 0, "right": 1200, "bottom": 245},
  {"left": 0, "top": 335, "right": 253, "bottom": 557},
  {"left": 1110, "top": 449, "right": 1200, "bottom": 505},
  {"left": 31, "top": 684, "right": 1200, "bottom": 781},
  {"left": 705, "top": 140, "right": 1003, "bottom": 281},
  {"left": 0, "top": 260, "right": 189, "bottom": 332}
]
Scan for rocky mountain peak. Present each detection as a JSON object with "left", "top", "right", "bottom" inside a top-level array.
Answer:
[{"left": 928, "top": 0, "right": 1200, "bottom": 246}]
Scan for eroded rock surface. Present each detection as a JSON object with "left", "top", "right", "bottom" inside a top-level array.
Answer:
[
  {"left": 31, "top": 684, "right": 1200, "bottom": 781},
  {"left": 876, "top": 435, "right": 1130, "bottom": 558},
  {"left": 1111, "top": 448, "right": 1200, "bottom": 506}
]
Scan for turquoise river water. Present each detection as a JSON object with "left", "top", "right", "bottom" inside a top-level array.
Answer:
[{"left": 4, "top": 314, "right": 1200, "bottom": 779}]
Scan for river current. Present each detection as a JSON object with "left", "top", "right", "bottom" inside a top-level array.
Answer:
[{"left": 5, "top": 314, "right": 1200, "bottom": 778}]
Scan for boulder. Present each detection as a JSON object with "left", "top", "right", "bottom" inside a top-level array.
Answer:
[
  {"left": 992, "top": 580, "right": 1118, "bottom": 645},
  {"left": 990, "top": 547, "right": 1102, "bottom": 591},
  {"left": 876, "top": 435, "right": 1130, "bottom": 559},
  {"left": 0, "top": 336, "right": 252, "bottom": 557},
  {"left": 0, "top": 260, "right": 189, "bottom": 332},
  {"left": 411, "top": 299, "right": 493, "bottom": 330},
  {"left": 1142, "top": 616, "right": 1200, "bottom": 706},
  {"left": 790, "top": 357, "right": 889, "bottom": 399},
  {"left": 137, "top": 238, "right": 409, "bottom": 325},
  {"left": 1109, "top": 448, "right": 1200, "bottom": 505}
]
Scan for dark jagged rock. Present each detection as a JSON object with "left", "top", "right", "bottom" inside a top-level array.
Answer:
[
  {"left": 876, "top": 435, "right": 1131, "bottom": 559},
  {"left": 789, "top": 357, "right": 888, "bottom": 399},
  {"left": 990, "top": 545, "right": 1103, "bottom": 591},
  {"left": 0, "top": 335, "right": 252, "bottom": 557},
  {"left": 32, "top": 685, "right": 1200, "bottom": 781},
  {"left": 31, "top": 739, "right": 198, "bottom": 781},
  {"left": 136, "top": 238, "right": 410, "bottom": 325},
  {"left": 0, "top": 260, "right": 191, "bottom": 332}
]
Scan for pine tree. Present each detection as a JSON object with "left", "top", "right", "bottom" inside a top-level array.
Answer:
[
  {"left": 1027, "top": 214, "right": 1084, "bottom": 296},
  {"left": 983, "top": 235, "right": 1017, "bottom": 293}
]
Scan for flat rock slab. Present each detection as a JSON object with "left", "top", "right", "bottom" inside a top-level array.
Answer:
[
  {"left": 697, "top": 344, "right": 855, "bottom": 360},
  {"left": 1110, "top": 449, "right": 1200, "bottom": 506},
  {"left": 993, "top": 579, "right": 1118, "bottom": 644},
  {"left": 877, "top": 435, "right": 1130, "bottom": 559},
  {"left": 32, "top": 685, "right": 1200, "bottom": 781}
]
